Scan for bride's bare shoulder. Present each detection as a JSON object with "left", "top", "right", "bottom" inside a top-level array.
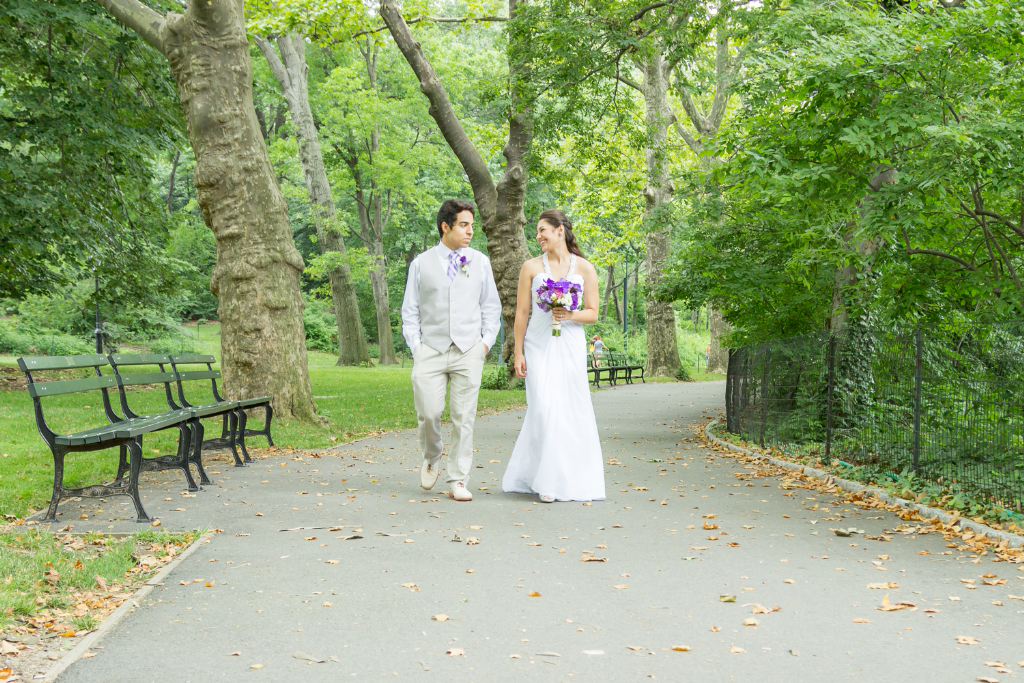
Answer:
[
  {"left": 575, "top": 257, "right": 598, "bottom": 276},
  {"left": 521, "top": 257, "right": 544, "bottom": 278}
]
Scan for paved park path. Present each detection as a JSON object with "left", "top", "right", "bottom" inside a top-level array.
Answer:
[{"left": 56, "top": 382, "right": 1022, "bottom": 681}]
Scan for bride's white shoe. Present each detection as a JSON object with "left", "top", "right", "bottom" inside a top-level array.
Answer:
[{"left": 539, "top": 494, "right": 555, "bottom": 503}]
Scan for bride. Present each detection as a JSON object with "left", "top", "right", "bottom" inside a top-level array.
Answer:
[{"left": 501, "top": 209, "right": 606, "bottom": 503}]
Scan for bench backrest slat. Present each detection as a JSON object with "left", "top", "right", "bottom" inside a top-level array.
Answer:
[
  {"left": 28, "top": 375, "right": 117, "bottom": 398},
  {"left": 19, "top": 354, "right": 107, "bottom": 371},
  {"left": 171, "top": 354, "right": 216, "bottom": 364},
  {"left": 177, "top": 370, "right": 220, "bottom": 382},
  {"left": 109, "top": 353, "right": 172, "bottom": 366},
  {"left": 117, "top": 371, "right": 178, "bottom": 387}
]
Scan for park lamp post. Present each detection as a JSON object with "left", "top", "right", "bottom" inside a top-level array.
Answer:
[{"left": 93, "top": 267, "right": 103, "bottom": 354}]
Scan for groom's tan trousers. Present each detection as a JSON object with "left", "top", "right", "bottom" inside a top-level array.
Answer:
[{"left": 411, "top": 341, "right": 487, "bottom": 484}]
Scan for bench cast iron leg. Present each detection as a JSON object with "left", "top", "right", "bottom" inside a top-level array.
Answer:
[
  {"left": 126, "top": 440, "right": 151, "bottom": 523},
  {"left": 115, "top": 444, "right": 129, "bottom": 483},
  {"left": 228, "top": 412, "right": 244, "bottom": 467},
  {"left": 189, "top": 421, "right": 212, "bottom": 485},
  {"left": 265, "top": 403, "right": 275, "bottom": 446},
  {"left": 44, "top": 447, "right": 67, "bottom": 522},
  {"left": 236, "top": 409, "right": 252, "bottom": 463},
  {"left": 176, "top": 423, "right": 200, "bottom": 492}
]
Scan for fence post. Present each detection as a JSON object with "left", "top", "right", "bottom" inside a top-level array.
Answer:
[
  {"left": 912, "top": 327, "right": 923, "bottom": 473},
  {"left": 725, "top": 349, "right": 734, "bottom": 432},
  {"left": 824, "top": 334, "right": 835, "bottom": 465},
  {"left": 759, "top": 346, "right": 770, "bottom": 449}
]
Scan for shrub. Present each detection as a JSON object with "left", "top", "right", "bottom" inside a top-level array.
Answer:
[
  {"left": 304, "top": 297, "right": 338, "bottom": 353},
  {"left": 0, "top": 319, "right": 92, "bottom": 356},
  {"left": 481, "top": 363, "right": 522, "bottom": 391}
]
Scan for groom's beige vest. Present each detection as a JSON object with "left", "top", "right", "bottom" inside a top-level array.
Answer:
[{"left": 419, "top": 246, "right": 484, "bottom": 353}]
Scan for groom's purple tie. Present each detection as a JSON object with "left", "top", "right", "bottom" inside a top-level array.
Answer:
[{"left": 447, "top": 251, "right": 460, "bottom": 281}]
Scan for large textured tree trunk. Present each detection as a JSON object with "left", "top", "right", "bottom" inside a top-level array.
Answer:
[
  {"left": 257, "top": 34, "right": 370, "bottom": 366},
  {"left": 381, "top": 0, "right": 532, "bottom": 360},
  {"left": 98, "top": 0, "right": 316, "bottom": 419},
  {"left": 641, "top": 53, "right": 682, "bottom": 378}
]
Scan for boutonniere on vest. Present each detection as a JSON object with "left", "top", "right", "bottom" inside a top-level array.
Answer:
[{"left": 459, "top": 255, "right": 471, "bottom": 276}]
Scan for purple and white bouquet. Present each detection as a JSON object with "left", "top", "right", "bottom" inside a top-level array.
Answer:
[{"left": 535, "top": 278, "right": 583, "bottom": 337}]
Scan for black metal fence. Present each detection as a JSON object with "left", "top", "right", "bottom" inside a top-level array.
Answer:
[{"left": 725, "top": 325, "right": 1024, "bottom": 512}]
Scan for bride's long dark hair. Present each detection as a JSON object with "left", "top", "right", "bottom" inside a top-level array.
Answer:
[{"left": 539, "top": 209, "right": 585, "bottom": 259}]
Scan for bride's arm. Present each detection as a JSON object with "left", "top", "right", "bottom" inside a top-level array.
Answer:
[
  {"left": 565, "top": 259, "right": 599, "bottom": 325},
  {"left": 513, "top": 263, "right": 534, "bottom": 378}
]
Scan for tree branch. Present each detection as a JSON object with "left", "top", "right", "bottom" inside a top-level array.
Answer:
[
  {"left": 94, "top": 0, "right": 166, "bottom": 53},
  {"left": 379, "top": 0, "right": 496, "bottom": 209},
  {"left": 255, "top": 36, "right": 290, "bottom": 91},
  {"left": 351, "top": 14, "right": 508, "bottom": 40}
]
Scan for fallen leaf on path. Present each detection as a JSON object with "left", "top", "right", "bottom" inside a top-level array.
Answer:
[
  {"left": 719, "top": 595, "right": 737, "bottom": 603},
  {"left": 853, "top": 618, "right": 871, "bottom": 624},
  {"left": 292, "top": 652, "right": 325, "bottom": 663},
  {"left": 867, "top": 582, "right": 899, "bottom": 590},
  {"left": 529, "top": 592, "right": 542, "bottom": 598},
  {"left": 748, "top": 603, "right": 779, "bottom": 615},
  {"left": 730, "top": 646, "right": 746, "bottom": 654},
  {"left": 955, "top": 636, "right": 981, "bottom": 645},
  {"left": 582, "top": 649, "right": 605, "bottom": 655},
  {"left": 671, "top": 646, "right": 691, "bottom": 652},
  {"left": 432, "top": 614, "right": 450, "bottom": 622},
  {"left": 446, "top": 648, "right": 464, "bottom": 657},
  {"left": 743, "top": 618, "right": 759, "bottom": 627},
  {"left": 878, "top": 595, "right": 916, "bottom": 612},
  {"left": 250, "top": 663, "right": 264, "bottom": 670},
  {"left": 401, "top": 582, "right": 421, "bottom": 592},
  {"left": 613, "top": 584, "right": 630, "bottom": 590},
  {"left": 581, "top": 553, "right": 607, "bottom": 563}
]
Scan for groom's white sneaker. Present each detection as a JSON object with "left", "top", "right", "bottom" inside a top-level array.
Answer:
[
  {"left": 420, "top": 459, "right": 440, "bottom": 490},
  {"left": 448, "top": 481, "right": 473, "bottom": 502}
]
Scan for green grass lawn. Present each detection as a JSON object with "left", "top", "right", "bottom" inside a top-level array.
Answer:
[{"left": 0, "top": 529, "right": 198, "bottom": 632}]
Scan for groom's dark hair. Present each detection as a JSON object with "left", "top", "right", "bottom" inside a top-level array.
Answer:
[{"left": 437, "top": 199, "right": 475, "bottom": 237}]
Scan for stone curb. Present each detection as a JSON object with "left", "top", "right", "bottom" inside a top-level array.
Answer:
[
  {"left": 704, "top": 419, "right": 1024, "bottom": 550},
  {"left": 42, "top": 530, "right": 215, "bottom": 682}
]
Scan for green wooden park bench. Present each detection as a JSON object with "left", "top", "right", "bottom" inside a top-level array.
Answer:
[
  {"left": 107, "top": 353, "right": 227, "bottom": 488},
  {"left": 587, "top": 352, "right": 646, "bottom": 388},
  {"left": 169, "top": 354, "right": 274, "bottom": 464},
  {"left": 18, "top": 354, "right": 195, "bottom": 523}
]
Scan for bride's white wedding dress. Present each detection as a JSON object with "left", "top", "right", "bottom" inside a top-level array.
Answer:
[{"left": 502, "top": 254, "right": 606, "bottom": 501}]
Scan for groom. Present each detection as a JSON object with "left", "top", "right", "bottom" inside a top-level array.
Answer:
[{"left": 401, "top": 199, "right": 501, "bottom": 502}]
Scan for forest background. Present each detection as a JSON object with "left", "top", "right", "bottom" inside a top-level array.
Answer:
[{"left": 1, "top": 0, "right": 1021, "bottom": 415}]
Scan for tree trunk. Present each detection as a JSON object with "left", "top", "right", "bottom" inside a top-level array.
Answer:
[
  {"left": 603, "top": 264, "right": 620, "bottom": 323},
  {"left": 708, "top": 306, "right": 729, "bottom": 373},
  {"left": 381, "top": 0, "right": 532, "bottom": 359},
  {"left": 257, "top": 34, "right": 370, "bottom": 366},
  {"left": 360, "top": 42, "right": 397, "bottom": 365},
  {"left": 98, "top": 0, "right": 316, "bottom": 419},
  {"left": 829, "top": 167, "right": 895, "bottom": 431},
  {"left": 641, "top": 52, "right": 681, "bottom": 377},
  {"left": 166, "top": 149, "right": 180, "bottom": 213}
]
